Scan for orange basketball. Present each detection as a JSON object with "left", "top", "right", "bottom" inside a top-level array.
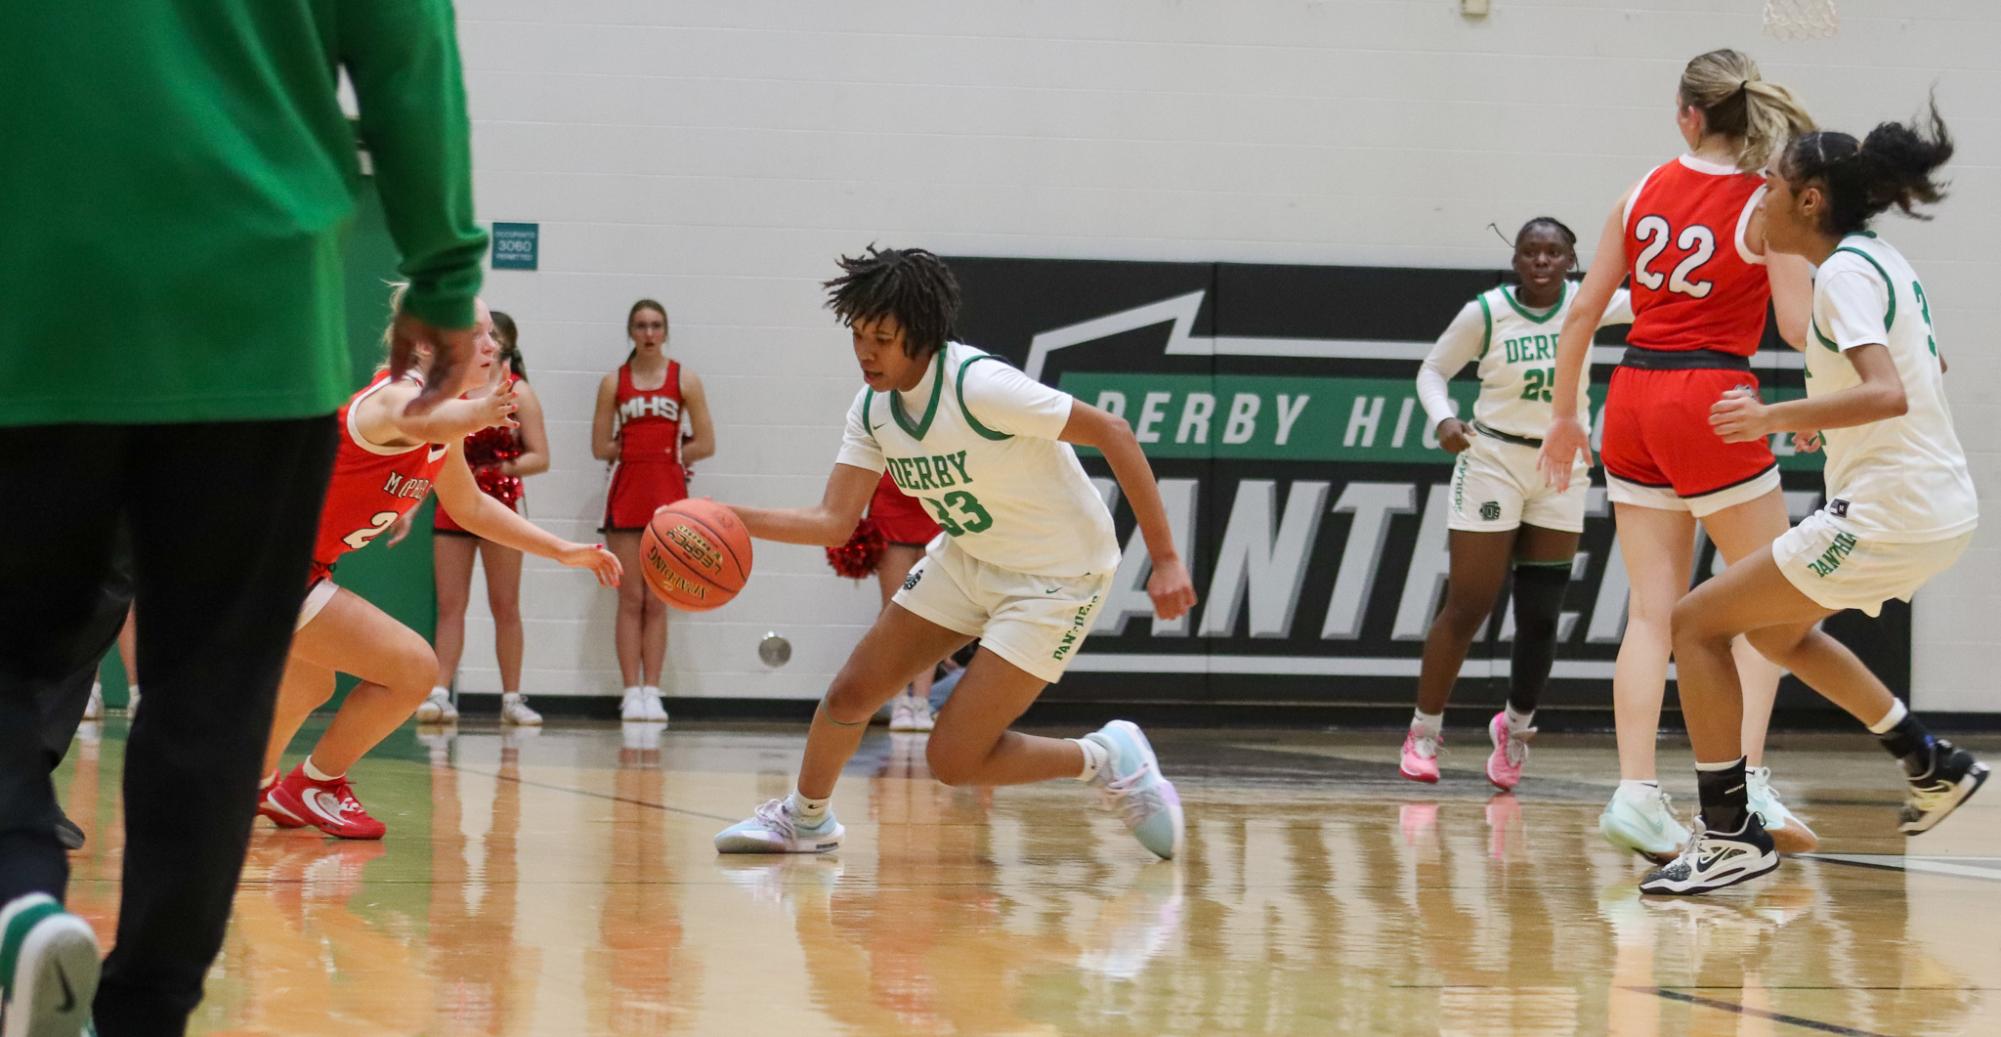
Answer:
[{"left": 640, "top": 499, "right": 753, "bottom": 611}]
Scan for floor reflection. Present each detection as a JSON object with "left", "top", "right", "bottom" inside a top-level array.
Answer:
[{"left": 48, "top": 722, "right": 1996, "bottom": 1036}]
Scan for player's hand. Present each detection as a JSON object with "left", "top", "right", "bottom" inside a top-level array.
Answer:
[
  {"left": 1436, "top": 418, "right": 1474, "bottom": 455},
  {"left": 1537, "top": 417, "right": 1592, "bottom": 492},
  {"left": 390, "top": 313, "right": 478, "bottom": 416},
  {"left": 474, "top": 382, "right": 521, "bottom": 430},
  {"left": 1147, "top": 556, "right": 1197, "bottom": 622},
  {"left": 385, "top": 512, "right": 415, "bottom": 547},
  {"left": 1792, "top": 430, "right": 1824, "bottom": 454},
  {"left": 1709, "top": 387, "right": 1771, "bottom": 443},
  {"left": 560, "top": 542, "right": 622, "bottom": 587}
]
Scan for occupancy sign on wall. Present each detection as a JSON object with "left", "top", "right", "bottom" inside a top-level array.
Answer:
[{"left": 491, "top": 222, "right": 539, "bottom": 270}]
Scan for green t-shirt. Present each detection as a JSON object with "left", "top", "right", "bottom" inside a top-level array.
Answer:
[{"left": 0, "top": 1, "right": 486, "bottom": 425}]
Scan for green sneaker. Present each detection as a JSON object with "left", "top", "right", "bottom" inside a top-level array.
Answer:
[
  {"left": 1599, "top": 786, "right": 1690, "bottom": 864},
  {"left": 1, "top": 893, "right": 98, "bottom": 1037}
]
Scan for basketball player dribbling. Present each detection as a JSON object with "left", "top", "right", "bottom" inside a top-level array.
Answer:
[{"left": 711, "top": 246, "right": 1198, "bottom": 860}]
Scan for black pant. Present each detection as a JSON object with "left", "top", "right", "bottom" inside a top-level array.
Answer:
[
  {"left": 38, "top": 531, "right": 135, "bottom": 775},
  {"left": 0, "top": 418, "right": 335, "bottom": 1035}
]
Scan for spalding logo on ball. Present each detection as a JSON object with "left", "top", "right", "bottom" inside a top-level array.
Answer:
[{"left": 641, "top": 499, "right": 752, "bottom": 610}]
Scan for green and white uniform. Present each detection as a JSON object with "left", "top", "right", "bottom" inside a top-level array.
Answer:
[
  {"left": 837, "top": 342, "right": 1119, "bottom": 682},
  {"left": 1417, "top": 285, "right": 1634, "bottom": 532},
  {"left": 1773, "top": 234, "right": 1976, "bottom": 616}
]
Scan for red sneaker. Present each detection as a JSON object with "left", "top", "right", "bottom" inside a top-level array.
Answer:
[
  {"left": 263, "top": 766, "right": 387, "bottom": 840},
  {"left": 258, "top": 782, "right": 308, "bottom": 829}
]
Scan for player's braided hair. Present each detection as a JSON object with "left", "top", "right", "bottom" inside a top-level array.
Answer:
[
  {"left": 1780, "top": 98, "right": 1954, "bottom": 237},
  {"left": 1517, "top": 217, "right": 1578, "bottom": 257},
  {"left": 823, "top": 245, "right": 962, "bottom": 358}
]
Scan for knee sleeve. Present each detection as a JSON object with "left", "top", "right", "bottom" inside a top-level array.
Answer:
[{"left": 1508, "top": 562, "right": 1572, "bottom": 712}]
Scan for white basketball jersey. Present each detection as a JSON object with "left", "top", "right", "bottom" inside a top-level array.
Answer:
[
  {"left": 836, "top": 342, "right": 1120, "bottom": 578},
  {"left": 1806, "top": 234, "right": 1976, "bottom": 543},
  {"left": 1468, "top": 284, "right": 1632, "bottom": 438}
]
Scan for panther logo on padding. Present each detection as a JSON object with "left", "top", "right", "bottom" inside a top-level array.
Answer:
[
  {"left": 1480, "top": 501, "right": 1501, "bottom": 522},
  {"left": 903, "top": 568, "right": 922, "bottom": 591}
]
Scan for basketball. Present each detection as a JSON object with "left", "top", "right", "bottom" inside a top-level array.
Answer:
[{"left": 640, "top": 499, "right": 753, "bottom": 610}]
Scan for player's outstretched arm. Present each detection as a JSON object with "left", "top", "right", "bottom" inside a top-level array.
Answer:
[
  {"left": 1710, "top": 343, "right": 1907, "bottom": 443},
  {"left": 357, "top": 378, "right": 516, "bottom": 448},
  {"left": 728, "top": 462, "right": 878, "bottom": 547},
  {"left": 1061, "top": 402, "right": 1196, "bottom": 622},
  {"left": 1539, "top": 196, "right": 1628, "bottom": 490},
  {"left": 434, "top": 446, "right": 620, "bottom": 586}
]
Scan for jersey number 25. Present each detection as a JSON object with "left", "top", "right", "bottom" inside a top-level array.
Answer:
[{"left": 1632, "top": 216, "right": 1715, "bottom": 299}]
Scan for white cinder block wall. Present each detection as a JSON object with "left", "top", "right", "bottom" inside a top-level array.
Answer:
[{"left": 448, "top": 0, "right": 2001, "bottom": 712}]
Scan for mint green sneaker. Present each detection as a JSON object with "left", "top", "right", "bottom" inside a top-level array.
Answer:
[
  {"left": 1084, "top": 720, "right": 1186, "bottom": 860},
  {"left": 1599, "top": 786, "right": 1690, "bottom": 864},
  {"left": 715, "top": 798, "right": 845, "bottom": 854},
  {"left": 1, "top": 893, "right": 99, "bottom": 1037}
]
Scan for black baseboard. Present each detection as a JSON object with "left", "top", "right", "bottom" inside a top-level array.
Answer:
[{"left": 450, "top": 693, "right": 2001, "bottom": 734}]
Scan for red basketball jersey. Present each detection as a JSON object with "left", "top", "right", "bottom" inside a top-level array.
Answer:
[
  {"left": 1623, "top": 156, "right": 1772, "bottom": 356},
  {"left": 308, "top": 372, "right": 452, "bottom": 582},
  {"left": 614, "top": 359, "right": 683, "bottom": 464}
]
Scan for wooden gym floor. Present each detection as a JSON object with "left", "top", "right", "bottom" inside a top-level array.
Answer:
[{"left": 53, "top": 719, "right": 1999, "bottom": 1036}]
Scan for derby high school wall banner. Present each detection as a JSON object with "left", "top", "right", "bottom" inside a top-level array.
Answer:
[{"left": 948, "top": 258, "right": 1910, "bottom": 710}]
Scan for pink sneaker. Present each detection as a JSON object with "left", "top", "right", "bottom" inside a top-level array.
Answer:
[
  {"left": 1399, "top": 729, "right": 1441, "bottom": 783},
  {"left": 1486, "top": 712, "right": 1534, "bottom": 791}
]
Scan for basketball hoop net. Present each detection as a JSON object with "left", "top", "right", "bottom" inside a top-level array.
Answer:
[{"left": 1763, "top": 0, "right": 1840, "bottom": 40}]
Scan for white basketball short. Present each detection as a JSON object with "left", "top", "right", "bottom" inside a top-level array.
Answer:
[
  {"left": 1772, "top": 509, "right": 1972, "bottom": 618},
  {"left": 1447, "top": 432, "right": 1590, "bottom": 534},
  {"left": 298, "top": 578, "right": 339, "bottom": 631},
  {"left": 892, "top": 537, "right": 1113, "bottom": 684}
]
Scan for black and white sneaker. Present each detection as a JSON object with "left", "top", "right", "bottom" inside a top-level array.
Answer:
[
  {"left": 1899, "top": 739, "right": 1989, "bottom": 835},
  {"left": 1638, "top": 816, "right": 1779, "bottom": 896}
]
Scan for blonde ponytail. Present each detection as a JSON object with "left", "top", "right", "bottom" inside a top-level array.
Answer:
[{"left": 1679, "top": 49, "right": 1814, "bottom": 170}]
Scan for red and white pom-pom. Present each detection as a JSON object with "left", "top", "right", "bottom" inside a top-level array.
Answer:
[{"left": 825, "top": 518, "right": 885, "bottom": 579}]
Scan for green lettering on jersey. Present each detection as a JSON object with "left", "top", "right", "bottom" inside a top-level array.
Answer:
[
  {"left": 941, "top": 451, "right": 972, "bottom": 485},
  {"left": 912, "top": 456, "right": 938, "bottom": 489}
]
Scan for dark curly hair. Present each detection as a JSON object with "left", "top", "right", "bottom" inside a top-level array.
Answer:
[
  {"left": 823, "top": 245, "right": 961, "bottom": 358},
  {"left": 1779, "top": 98, "right": 1954, "bottom": 237}
]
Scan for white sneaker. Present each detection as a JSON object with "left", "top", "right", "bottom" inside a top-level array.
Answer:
[
  {"left": 1600, "top": 785, "right": 1691, "bottom": 864},
  {"left": 715, "top": 798, "right": 845, "bottom": 854},
  {"left": 499, "top": 692, "right": 543, "bottom": 727},
  {"left": 1746, "top": 766, "right": 1818, "bottom": 853},
  {"left": 125, "top": 683, "right": 140, "bottom": 718},
  {"left": 83, "top": 682, "right": 103, "bottom": 722},
  {"left": 0, "top": 892, "right": 100, "bottom": 1037},
  {"left": 1084, "top": 720, "right": 1185, "bottom": 861},
  {"left": 620, "top": 686, "right": 648, "bottom": 721},
  {"left": 640, "top": 685, "right": 668, "bottom": 723},
  {"left": 414, "top": 688, "right": 457, "bottom": 724},
  {"left": 887, "top": 694, "right": 934, "bottom": 733}
]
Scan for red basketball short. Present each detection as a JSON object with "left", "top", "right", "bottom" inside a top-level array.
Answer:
[
  {"left": 1600, "top": 365, "right": 1779, "bottom": 517},
  {"left": 869, "top": 473, "right": 942, "bottom": 546}
]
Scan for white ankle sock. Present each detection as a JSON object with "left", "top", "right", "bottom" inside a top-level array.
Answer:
[
  {"left": 1410, "top": 709, "right": 1443, "bottom": 738},
  {"left": 1073, "top": 737, "right": 1109, "bottom": 781},
  {"left": 431, "top": 685, "right": 450, "bottom": 698},
  {"left": 302, "top": 757, "right": 343, "bottom": 783},
  {"left": 260, "top": 770, "right": 279, "bottom": 791},
  {"left": 623, "top": 685, "right": 641, "bottom": 698},
  {"left": 642, "top": 684, "right": 662, "bottom": 697},
  {"left": 789, "top": 791, "right": 830, "bottom": 822},
  {"left": 1617, "top": 779, "right": 1660, "bottom": 803},
  {"left": 1868, "top": 699, "right": 1908, "bottom": 734},
  {"left": 1505, "top": 704, "right": 1535, "bottom": 733}
]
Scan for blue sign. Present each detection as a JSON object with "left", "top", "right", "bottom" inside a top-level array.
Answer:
[{"left": 492, "top": 222, "right": 538, "bottom": 270}]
